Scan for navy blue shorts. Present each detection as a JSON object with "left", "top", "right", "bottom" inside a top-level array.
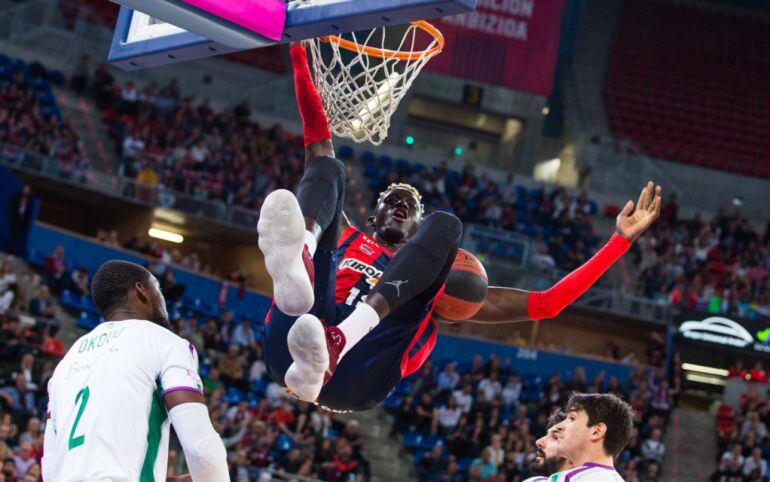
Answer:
[{"left": 264, "top": 246, "right": 439, "bottom": 412}]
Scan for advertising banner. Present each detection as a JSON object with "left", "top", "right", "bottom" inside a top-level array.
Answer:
[
  {"left": 676, "top": 308, "right": 770, "bottom": 355},
  {"left": 427, "top": 0, "right": 567, "bottom": 96}
]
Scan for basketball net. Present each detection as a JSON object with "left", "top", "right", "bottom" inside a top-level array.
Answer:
[{"left": 304, "top": 21, "right": 444, "bottom": 145}]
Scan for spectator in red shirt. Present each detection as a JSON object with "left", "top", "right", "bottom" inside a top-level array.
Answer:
[
  {"left": 43, "top": 246, "right": 67, "bottom": 294},
  {"left": 729, "top": 360, "right": 746, "bottom": 379},
  {"left": 325, "top": 440, "right": 361, "bottom": 482},
  {"left": 750, "top": 361, "right": 768, "bottom": 383},
  {"left": 270, "top": 399, "right": 297, "bottom": 436}
]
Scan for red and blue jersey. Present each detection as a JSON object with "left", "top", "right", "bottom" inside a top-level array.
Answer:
[
  {"left": 334, "top": 226, "right": 444, "bottom": 378},
  {"left": 264, "top": 225, "right": 446, "bottom": 412}
]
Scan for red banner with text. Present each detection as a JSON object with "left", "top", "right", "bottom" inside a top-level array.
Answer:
[{"left": 427, "top": 0, "right": 567, "bottom": 96}]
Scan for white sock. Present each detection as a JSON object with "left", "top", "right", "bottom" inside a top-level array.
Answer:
[
  {"left": 304, "top": 230, "right": 318, "bottom": 257},
  {"left": 338, "top": 302, "right": 380, "bottom": 359}
]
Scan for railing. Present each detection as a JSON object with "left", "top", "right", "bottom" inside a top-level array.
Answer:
[
  {"left": 0, "top": 144, "right": 259, "bottom": 230},
  {"left": 0, "top": 0, "right": 115, "bottom": 66},
  {"left": 572, "top": 287, "right": 672, "bottom": 325}
]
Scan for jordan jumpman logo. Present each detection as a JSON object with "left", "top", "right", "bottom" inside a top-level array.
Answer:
[{"left": 385, "top": 280, "right": 408, "bottom": 297}]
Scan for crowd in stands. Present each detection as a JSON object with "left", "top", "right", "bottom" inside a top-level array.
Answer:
[
  {"left": 0, "top": 54, "right": 90, "bottom": 181},
  {"left": 389, "top": 355, "right": 675, "bottom": 482},
  {"left": 0, "top": 255, "right": 65, "bottom": 482},
  {"left": 364, "top": 160, "right": 602, "bottom": 274},
  {"left": 632, "top": 195, "right": 770, "bottom": 321},
  {"left": 74, "top": 59, "right": 307, "bottom": 213},
  {"left": 713, "top": 382, "right": 770, "bottom": 481},
  {"left": 168, "top": 311, "right": 373, "bottom": 482},
  {"left": 3, "top": 248, "right": 376, "bottom": 482}
]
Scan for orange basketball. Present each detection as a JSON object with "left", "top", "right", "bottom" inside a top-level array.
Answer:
[{"left": 434, "top": 249, "right": 489, "bottom": 321}]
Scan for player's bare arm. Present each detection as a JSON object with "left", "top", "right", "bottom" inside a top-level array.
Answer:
[
  {"left": 469, "top": 181, "right": 662, "bottom": 324},
  {"left": 341, "top": 210, "right": 353, "bottom": 231}
]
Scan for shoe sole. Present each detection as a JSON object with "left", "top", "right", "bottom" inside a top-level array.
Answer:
[
  {"left": 258, "top": 189, "right": 314, "bottom": 316},
  {"left": 286, "top": 314, "right": 328, "bottom": 402}
]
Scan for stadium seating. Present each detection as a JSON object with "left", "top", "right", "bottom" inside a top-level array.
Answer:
[
  {"left": 387, "top": 354, "right": 671, "bottom": 481},
  {"left": 605, "top": 0, "right": 770, "bottom": 178}
]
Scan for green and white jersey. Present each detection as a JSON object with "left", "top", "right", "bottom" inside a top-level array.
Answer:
[
  {"left": 44, "top": 320, "right": 204, "bottom": 482},
  {"left": 546, "top": 463, "right": 624, "bottom": 482}
]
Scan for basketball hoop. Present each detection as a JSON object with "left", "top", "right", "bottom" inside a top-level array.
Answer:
[{"left": 305, "top": 21, "right": 444, "bottom": 145}]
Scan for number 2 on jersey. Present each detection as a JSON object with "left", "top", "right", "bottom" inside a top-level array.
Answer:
[{"left": 68, "top": 386, "right": 89, "bottom": 450}]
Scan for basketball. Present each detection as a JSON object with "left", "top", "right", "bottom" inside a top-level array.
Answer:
[{"left": 434, "top": 249, "right": 489, "bottom": 321}]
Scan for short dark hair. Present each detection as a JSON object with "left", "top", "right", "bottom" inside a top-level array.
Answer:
[
  {"left": 546, "top": 411, "right": 567, "bottom": 430},
  {"left": 91, "top": 260, "right": 151, "bottom": 317},
  {"left": 567, "top": 393, "right": 634, "bottom": 457}
]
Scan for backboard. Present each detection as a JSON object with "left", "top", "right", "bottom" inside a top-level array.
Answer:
[{"left": 109, "top": 0, "right": 478, "bottom": 70}]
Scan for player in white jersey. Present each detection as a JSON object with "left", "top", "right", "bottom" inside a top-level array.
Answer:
[
  {"left": 43, "top": 260, "right": 229, "bottom": 482},
  {"left": 550, "top": 393, "right": 631, "bottom": 482},
  {"left": 523, "top": 411, "right": 573, "bottom": 482}
]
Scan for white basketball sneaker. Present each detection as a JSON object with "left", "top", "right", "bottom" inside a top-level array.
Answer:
[
  {"left": 258, "top": 189, "right": 315, "bottom": 316},
  {"left": 285, "top": 314, "right": 346, "bottom": 403}
]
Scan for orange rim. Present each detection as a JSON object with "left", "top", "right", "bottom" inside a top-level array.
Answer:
[{"left": 319, "top": 20, "right": 444, "bottom": 62}]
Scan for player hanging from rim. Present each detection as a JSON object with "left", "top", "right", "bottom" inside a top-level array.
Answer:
[
  {"left": 257, "top": 42, "right": 663, "bottom": 412},
  {"left": 523, "top": 411, "right": 574, "bottom": 482},
  {"left": 43, "top": 261, "right": 228, "bottom": 482},
  {"left": 549, "top": 393, "right": 634, "bottom": 481}
]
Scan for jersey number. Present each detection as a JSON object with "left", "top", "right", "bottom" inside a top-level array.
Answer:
[
  {"left": 345, "top": 287, "right": 367, "bottom": 307},
  {"left": 68, "top": 386, "right": 89, "bottom": 450}
]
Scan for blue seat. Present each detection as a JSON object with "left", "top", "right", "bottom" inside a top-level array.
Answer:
[
  {"left": 402, "top": 431, "right": 421, "bottom": 450},
  {"left": 456, "top": 360, "right": 472, "bottom": 374},
  {"left": 338, "top": 145, "right": 354, "bottom": 160},
  {"left": 276, "top": 434, "right": 294, "bottom": 452},
  {"left": 410, "top": 162, "right": 424, "bottom": 173},
  {"left": 418, "top": 435, "right": 443, "bottom": 451},
  {"left": 33, "top": 77, "right": 50, "bottom": 91},
  {"left": 383, "top": 395, "right": 402, "bottom": 411},
  {"left": 395, "top": 159, "right": 410, "bottom": 172},
  {"left": 251, "top": 379, "right": 268, "bottom": 395},
  {"left": 199, "top": 363, "right": 211, "bottom": 379},
  {"left": 361, "top": 151, "right": 376, "bottom": 164},
  {"left": 364, "top": 164, "right": 380, "bottom": 177},
  {"left": 26, "top": 249, "right": 47, "bottom": 267},
  {"left": 0, "top": 54, "right": 10, "bottom": 66},
  {"left": 35, "top": 91, "right": 55, "bottom": 106},
  {"left": 762, "top": 441, "right": 770, "bottom": 460},
  {"left": 378, "top": 155, "right": 393, "bottom": 167},
  {"left": 459, "top": 457, "right": 473, "bottom": 472},
  {"left": 529, "top": 188, "right": 543, "bottom": 200},
  {"left": 77, "top": 311, "right": 100, "bottom": 330},
  {"left": 395, "top": 380, "right": 413, "bottom": 396},
  {"left": 226, "top": 387, "right": 243, "bottom": 404},
  {"left": 379, "top": 157, "right": 395, "bottom": 169},
  {"left": 413, "top": 450, "right": 427, "bottom": 465},
  {"left": 523, "top": 374, "right": 541, "bottom": 387},
  {"left": 60, "top": 290, "right": 75, "bottom": 307},
  {"left": 520, "top": 223, "right": 536, "bottom": 236},
  {"left": 48, "top": 70, "right": 66, "bottom": 86},
  {"left": 12, "top": 58, "right": 26, "bottom": 72}
]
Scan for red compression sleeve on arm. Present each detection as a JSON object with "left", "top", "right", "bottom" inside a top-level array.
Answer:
[
  {"left": 290, "top": 44, "right": 332, "bottom": 147},
  {"left": 527, "top": 233, "right": 631, "bottom": 320}
]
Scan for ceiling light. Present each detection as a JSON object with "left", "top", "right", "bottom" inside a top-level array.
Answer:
[{"left": 149, "top": 228, "right": 183, "bottom": 244}]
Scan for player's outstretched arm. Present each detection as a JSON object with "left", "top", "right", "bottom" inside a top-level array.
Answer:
[
  {"left": 165, "top": 388, "right": 229, "bottom": 481},
  {"left": 470, "top": 182, "right": 662, "bottom": 324},
  {"left": 291, "top": 42, "right": 335, "bottom": 165}
]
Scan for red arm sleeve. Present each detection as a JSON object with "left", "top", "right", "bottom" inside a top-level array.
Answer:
[{"left": 526, "top": 233, "right": 631, "bottom": 320}]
